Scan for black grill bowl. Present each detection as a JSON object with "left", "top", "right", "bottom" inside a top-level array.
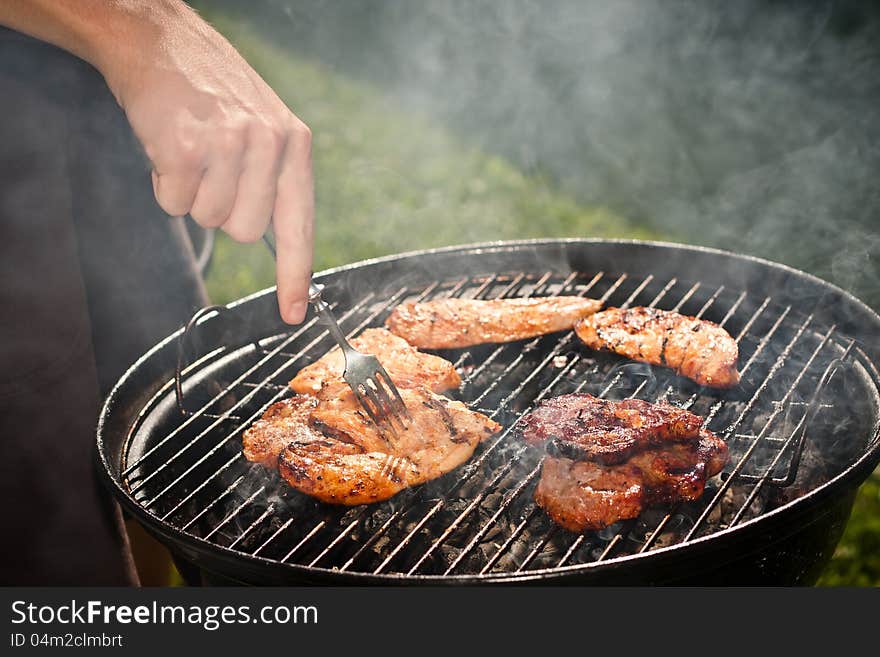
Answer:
[{"left": 96, "top": 240, "right": 880, "bottom": 585}]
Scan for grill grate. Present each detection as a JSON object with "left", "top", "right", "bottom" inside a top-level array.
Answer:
[{"left": 120, "top": 267, "right": 873, "bottom": 579}]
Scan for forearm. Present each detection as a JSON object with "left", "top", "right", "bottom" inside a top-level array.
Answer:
[{"left": 0, "top": 1, "right": 193, "bottom": 86}]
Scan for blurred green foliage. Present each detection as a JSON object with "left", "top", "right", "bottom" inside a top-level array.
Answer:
[{"left": 201, "top": 12, "right": 879, "bottom": 587}]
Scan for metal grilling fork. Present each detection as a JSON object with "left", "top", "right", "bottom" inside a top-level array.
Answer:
[{"left": 262, "top": 235, "right": 410, "bottom": 436}]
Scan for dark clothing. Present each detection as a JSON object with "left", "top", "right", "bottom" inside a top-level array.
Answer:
[{"left": 0, "top": 28, "right": 208, "bottom": 584}]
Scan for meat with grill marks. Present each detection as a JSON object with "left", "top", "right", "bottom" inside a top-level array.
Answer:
[
  {"left": 288, "top": 327, "right": 461, "bottom": 395},
  {"left": 385, "top": 296, "right": 603, "bottom": 349},
  {"left": 516, "top": 393, "right": 704, "bottom": 465},
  {"left": 242, "top": 394, "right": 317, "bottom": 468},
  {"left": 244, "top": 382, "right": 500, "bottom": 505},
  {"left": 574, "top": 307, "right": 740, "bottom": 388},
  {"left": 534, "top": 431, "right": 728, "bottom": 532},
  {"left": 516, "top": 392, "right": 729, "bottom": 532}
]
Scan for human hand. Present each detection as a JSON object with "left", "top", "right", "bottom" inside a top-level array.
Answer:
[{"left": 98, "top": 4, "right": 313, "bottom": 324}]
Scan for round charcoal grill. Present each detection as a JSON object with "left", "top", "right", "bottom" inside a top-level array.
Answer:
[{"left": 96, "top": 240, "right": 880, "bottom": 584}]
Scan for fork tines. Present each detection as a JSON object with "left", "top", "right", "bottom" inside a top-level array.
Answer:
[{"left": 346, "top": 362, "right": 410, "bottom": 439}]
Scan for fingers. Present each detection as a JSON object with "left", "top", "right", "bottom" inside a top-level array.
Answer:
[
  {"left": 146, "top": 108, "right": 314, "bottom": 327},
  {"left": 152, "top": 168, "right": 203, "bottom": 217},
  {"left": 189, "top": 129, "right": 246, "bottom": 229},
  {"left": 273, "top": 120, "right": 314, "bottom": 325},
  {"left": 221, "top": 124, "right": 286, "bottom": 243}
]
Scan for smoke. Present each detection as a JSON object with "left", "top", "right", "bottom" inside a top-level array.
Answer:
[{"left": 198, "top": 0, "right": 880, "bottom": 308}]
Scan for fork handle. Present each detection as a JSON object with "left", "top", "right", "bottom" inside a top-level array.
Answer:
[
  {"left": 307, "top": 282, "right": 353, "bottom": 354},
  {"left": 262, "top": 234, "right": 350, "bottom": 350}
]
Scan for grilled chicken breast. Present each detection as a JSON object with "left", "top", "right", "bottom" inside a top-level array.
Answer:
[
  {"left": 279, "top": 439, "right": 422, "bottom": 506},
  {"left": 244, "top": 382, "right": 500, "bottom": 505},
  {"left": 385, "top": 296, "right": 603, "bottom": 349},
  {"left": 242, "top": 394, "right": 318, "bottom": 468},
  {"left": 534, "top": 431, "right": 728, "bottom": 532},
  {"left": 289, "top": 327, "right": 461, "bottom": 395},
  {"left": 574, "top": 307, "right": 740, "bottom": 388},
  {"left": 517, "top": 393, "right": 704, "bottom": 465}
]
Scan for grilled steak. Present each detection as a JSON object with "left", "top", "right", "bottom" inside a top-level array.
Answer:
[
  {"left": 289, "top": 327, "right": 461, "bottom": 395},
  {"left": 517, "top": 393, "right": 704, "bottom": 465},
  {"left": 245, "top": 383, "right": 500, "bottom": 505},
  {"left": 535, "top": 431, "right": 729, "bottom": 532},
  {"left": 385, "top": 296, "right": 603, "bottom": 349},
  {"left": 574, "top": 307, "right": 740, "bottom": 388},
  {"left": 518, "top": 392, "right": 728, "bottom": 532}
]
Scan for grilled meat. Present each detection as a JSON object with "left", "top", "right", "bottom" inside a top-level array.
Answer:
[
  {"left": 289, "top": 327, "right": 461, "bottom": 395},
  {"left": 242, "top": 394, "right": 318, "bottom": 468},
  {"left": 385, "top": 296, "right": 603, "bottom": 349},
  {"left": 517, "top": 393, "right": 704, "bottom": 465},
  {"left": 245, "top": 382, "right": 500, "bottom": 505},
  {"left": 279, "top": 440, "right": 421, "bottom": 506},
  {"left": 518, "top": 392, "right": 728, "bottom": 532},
  {"left": 574, "top": 307, "right": 740, "bottom": 388},
  {"left": 534, "top": 431, "right": 728, "bottom": 532},
  {"left": 306, "top": 383, "right": 500, "bottom": 482}
]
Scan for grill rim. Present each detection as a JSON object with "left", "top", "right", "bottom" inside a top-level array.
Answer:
[{"left": 96, "top": 238, "right": 880, "bottom": 584}]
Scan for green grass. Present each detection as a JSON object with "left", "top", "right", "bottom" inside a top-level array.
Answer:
[
  {"left": 199, "top": 13, "right": 879, "bottom": 586},
  {"left": 817, "top": 475, "right": 880, "bottom": 586}
]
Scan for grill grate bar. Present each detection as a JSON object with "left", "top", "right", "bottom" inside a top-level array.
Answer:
[
  {"left": 281, "top": 521, "right": 326, "bottom": 564},
  {"left": 479, "top": 507, "right": 541, "bottom": 574},
  {"left": 647, "top": 277, "right": 677, "bottom": 307},
  {"left": 180, "top": 475, "right": 245, "bottom": 532},
  {"left": 556, "top": 535, "right": 586, "bottom": 567},
  {"left": 444, "top": 460, "right": 543, "bottom": 575},
  {"left": 715, "top": 317, "right": 807, "bottom": 444},
  {"left": 735, "top": 296, "right": 772, "bottom": 342},
  {"left": 728, "top": 339, "right": 855, "bottom": 525},
  {"left": 596, "top": 529, "right": 630, "bottom": 562},
  {"left": 516, "top": 526, "right": 558, "bottom": 571},
  {"left": 228, "top": 504, "right": 275, "bottom": 551},
  {"left": 252, "top": 518, "right": 294, "bottom": 557},
  {"left": 684, "top": 317, "right": 828, "bottom": 540},
  {"left": 306, "top": 518, "right": 359, "bottom": 568},
  {"left": 204, "top": 486, "right": 266, "bottom": 542},
  {"left": 139, "top": 289, "right": 410, "bottom": 509},
  {"left": 159, "top": 453, "right": 242, "bottom": 521},
  {"left": 407, "top": 449, "right": 528, "bottom": 575},
  {"left": 718, "top": 291, "right": 747, "bottom": 328},
  {"left": 338, "top": 508, "right": 401, "bottom": 571},
  {"left": 671, "top": 282, "right": 700, "bottom": 312},
  {"left": 122, "top": 311, "right": 327, "bottom": 477}
]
